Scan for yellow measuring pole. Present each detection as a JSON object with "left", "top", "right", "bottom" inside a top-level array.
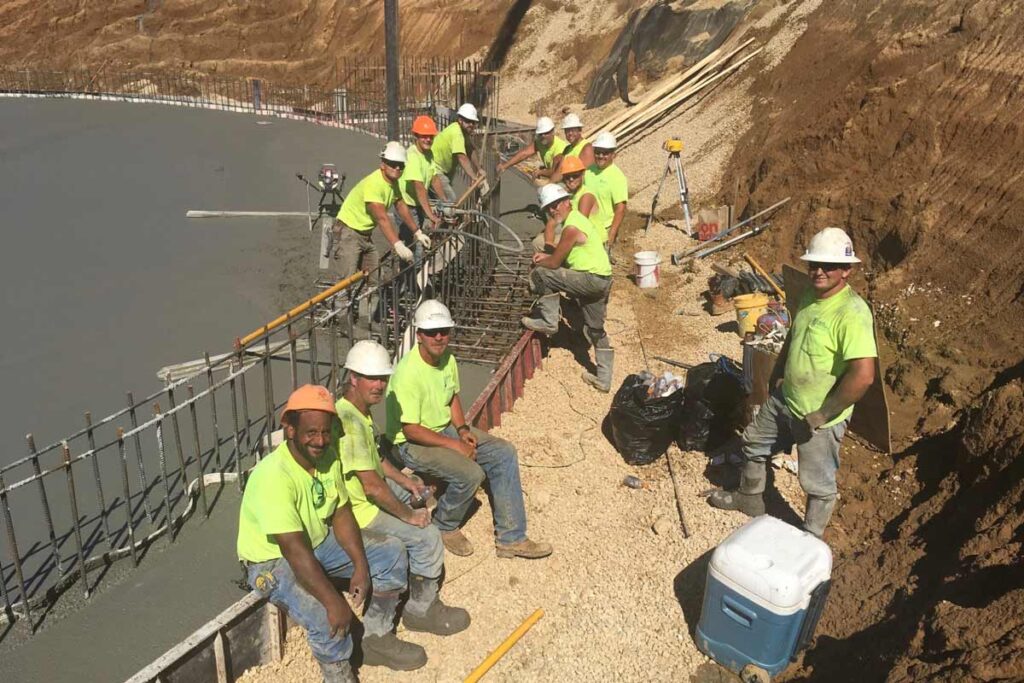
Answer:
[{"left": 464, "top": 608, "right": 544, "bottom": 683}]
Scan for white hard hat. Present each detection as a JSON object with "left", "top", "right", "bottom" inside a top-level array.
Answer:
[
  {"left": 414, "top": 300, "right": 455, "bottom": 330},
  {"left": 800, "top": 227, "right": 861, "bottom": 264},
  {"left": 344, "top": 340, "right": 393, "bottom": 376},
  {"left": 538, "top": 183, "right": 571, "bottom": 209},
  {"left": 592, "top": 131, "right": 617, "bottom": 149},
  {"left": 457, "top": 103, "right": 479, "bottom": 122},
  {"left": 535, "top": 116, "right": 555, "bottom": 135},
  {"left": 380, "top": 141, "right": 407, "bottom": 163},
  {"left": 562, "top": 113, "right": 582, "bottom": 129}
]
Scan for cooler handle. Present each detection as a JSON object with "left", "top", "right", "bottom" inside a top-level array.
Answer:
[{"left": 722, "top": 595, "right": 756, "bottom": 629}]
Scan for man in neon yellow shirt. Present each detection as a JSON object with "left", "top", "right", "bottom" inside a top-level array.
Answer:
[
  {"left": 709, "top": 228, "right": 877, "bottom": 536},
  {"left": 523, "top": 184, "right": 615, "bottom": 392},
  {"left": 550, "top": 113, "right": 594, "bottom": 183},
  {"left": 584, "top": 131, "right": 629, "bottom": 253},
  {"left": 399, "top": 116, "right": 443, "bottom": 230},
  {"left": 532, "top": 156, "right": 597, "bottom": 253},
  {"left": 336, "top": 341, "right": 470, "bottom": 638},
  {"left": 237, "top": 385, "right": 423, "bottom": 680},
  {"left": 496, "top": 116, "right": 568, "bottom": 185},
  {"left": 430, "top": 103, "right": 487, "bottom": 202}
]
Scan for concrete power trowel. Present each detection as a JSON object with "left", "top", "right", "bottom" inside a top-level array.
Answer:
[{"left": 296, "top": 163, "right": 346, "bottom": 271}]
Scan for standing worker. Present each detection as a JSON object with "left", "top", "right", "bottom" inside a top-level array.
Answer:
[
  {"left": 532, "top": 155, "right": 597, "bottom": 253},
  {"left": 236, "top": 385, "right": 423, "bottom": 682},
  {"left": 431, "top": 103, "right": 488, "bottom": 202},
  {"left": 522, "top": 185, "right": 614, "bottom": 392},
  {"left": 584, "top": 131, "right": 629, "bottom": 252},
  {"left": 708, "top": 227, "right": 877, "bottom": 537},
  {"left": 550, "top": 113, "right": 594, "bottom": 182},
  {"left": 336, "top": 341, "right": 471, "bottom": 645},
  {"left": 496, "top": 116, "right": 568, "bottom": 185},
  {"left": 399, "top": 116, "right": 443, "bottom": 232},
  {"left": 385, "top": 300, "right": 552, "bottom": 560}
]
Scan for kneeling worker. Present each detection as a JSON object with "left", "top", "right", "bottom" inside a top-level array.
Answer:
[
  {"left": 532, "top": 155, "right": 597, "bottom": 253},
  {"left": 237, "top": 385, "right": 420, "bottom": 682},
  {"left": 336, "top": 340, "right": 471, "bottom": 643},
  {"left": 386, "top": 300, "right": 552, "bottom": 559},
  {"left": 523, "top": 184, "right": 614, "bottom": 392}
]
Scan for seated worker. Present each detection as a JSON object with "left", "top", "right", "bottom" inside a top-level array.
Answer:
[
  {"left": 236, "top": 385, "right": 422, "bottom": 682},
  {"left": 532, "top": 155, "right": 597, "bottom": 253},
  {"left": 385, "top": 300, "right": 552, "bottom": 560},
  {"left": 335, "top": 340, "right": 471, "bottom": 639},
  {"left": 549, "top": 113, "right": 594, "bottom": 183},
  {"left": 522, "top": 185, "right": 614, "bottom": 393},
  {"left": 430, "top": 103, "right": 488, "bottom": 202},
  {"left": 584, "top": 131, "right": 629, "bottom": 253},
  {"left": 398, "top": 116, "right": 443, "bottom": 232},
  {"left": 496, "top": 116, "right": 568, "bottom": 185}
]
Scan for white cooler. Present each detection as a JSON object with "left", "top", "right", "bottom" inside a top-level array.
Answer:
[{"left": 696, "top": 515, "right": 832, "bottom": 681}]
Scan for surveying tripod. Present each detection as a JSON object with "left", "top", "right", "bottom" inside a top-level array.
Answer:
[{"left": 644, "top": 139, "right": 693, "bottom": 235}]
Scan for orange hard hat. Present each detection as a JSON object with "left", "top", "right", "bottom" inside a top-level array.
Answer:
[
  {"left": 560, "top": 155, "right": 586, "bottom": 175},
  {"left": 281, "top": 384, "right": 336, "bottom": 424},
  {"left": 411, "top": 115, "right": 438, "bottom": 136}
]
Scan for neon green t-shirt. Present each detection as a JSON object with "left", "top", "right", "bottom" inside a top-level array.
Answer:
[
  {"left": 563, "top": 209, "right": 612, "bottom": 277},
  {"left": 782, "top": 285, "right": 877, "bottom": 426},
  {"left": 400, "top": 144, "right": 435, "bottom": 207},
  {"left": 563, "top": 137, "right": 590, "bottom": 159},
  {"left": 335, "top": 397, "right": 385, "bottom": 528},
  {"left": 539, "top": 136, "right": 569, "bottom": 169},
  {"left": 337, "top": 169, "right": 398, "bottom": 232},
  {"left": 571, "top": 185, "right": 599, "bottom": 238},
  {"left": 236, "top": 441, "right": 348, "bottom": 563},
  {"left": 385, "top": 345, "right": 460, "bottom": 445},
  {"left": 584, "top": 163, "right": 629, "bottom": 236},
  {"left": 432, "top": 122, "right": 467, "bottom": 178}
]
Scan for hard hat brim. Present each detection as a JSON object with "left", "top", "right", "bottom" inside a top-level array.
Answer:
[
  {"left": 798, "top": 253, "right": 862, "bottom": 264},
  {"left": 416, "top": 320, "right": 456, "bottom": 330}
]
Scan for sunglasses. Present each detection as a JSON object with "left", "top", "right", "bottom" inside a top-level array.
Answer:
[
  {"left": 419, "top": 327, "right": 452, "bottom": 338},
  {"left": 310, "top": 477, "right": 326, "bottom": 507},
  {"left": 807, "top": 262, "right": 847, "bottom": 272},
  {"left": 563, "top": 172, "right": 584, "bottom": 181},
  {"left": 383, "top": 160, "right": 406, "bottom": 170}
]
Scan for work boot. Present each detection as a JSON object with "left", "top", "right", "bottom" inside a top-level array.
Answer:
[
  {"left": 402, "top": 575, "right": 471, "bottom": 636},
  {"left": 318, "top": 659, "right": 357, "bottom": 683},
  {"left": 582, "top": 347, "right": 615, "bottom": 393},
  {"left": 495, "top": 537, "right": 553, "bottom": 559},
  {"left": 440, "top": 529, "right": 474, "bottom": 557},
  {"left": 803, "top": 496, "right": 837, "bottom": 537},
  {"left": 707, "top": 467, "right": 766, "bottom": 517},
  {"left": 521, "top": 294, "right": 560, "bottom": 335},
  {"left": 361, "top": 591, "right": 427, "bottom": 671}
]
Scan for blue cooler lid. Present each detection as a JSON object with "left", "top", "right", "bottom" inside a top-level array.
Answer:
[{"left": 709, "top": 515, "right": 832, "bottom": 613}]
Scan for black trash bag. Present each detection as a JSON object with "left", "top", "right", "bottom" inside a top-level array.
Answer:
[
  {"left": 609, "top": 373, "right": 686, "bottom": 465},
  {"left": 678, "top": 358, "right": 749, "bottom": 452}
]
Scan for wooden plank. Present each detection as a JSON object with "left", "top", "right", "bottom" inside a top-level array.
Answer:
[
  {"left": 266, "top": 603, "right": 285, "bottom": 662},
  {"left": 213, "top": 631, "right": 229, "bottom": 683}
]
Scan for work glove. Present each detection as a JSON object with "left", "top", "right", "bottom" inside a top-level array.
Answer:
[
  {"left": 392, "top": 240, "right": 414, "bottom": 262},
  {"left": 414, "top": 230, "right": 432, "bottom": 249},
  {"left": 479, "top": 177, "right": 491, "bottom": 195}
]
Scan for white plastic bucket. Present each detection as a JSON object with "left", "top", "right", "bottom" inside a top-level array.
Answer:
[{"left": 634, "top": 251, "right": 661, "bottom": 288}]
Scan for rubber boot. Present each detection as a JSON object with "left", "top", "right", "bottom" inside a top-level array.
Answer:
[
  {"left": 707, "top": 462, "right": 766, "bottom": 517},
  {"left": 318, "top": 659, "right": 357, "bottom": 683},
  {"left": 360, "top": 590, "right": 427, "bottom": 671},
  {"left": 521, "top": 294, "right": 560, "bottom": 335},
  {"left": 803, "top": 496, "right": 837, "bottom": 537},
  {"left": 401, "top": 575, "right": 471, "bottom": 636},
  {"left": 582, "top": 347, "right": 614, "bottom": 393}
]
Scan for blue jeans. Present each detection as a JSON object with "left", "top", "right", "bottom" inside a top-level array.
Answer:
[
  {"left": 364, "top": 479, "right": 445, "bottom": 578},
  {"left": 395, "top": 425, "right": 528, "bottom": 545},
  {"left": 246, "top": 531, "right": 407, "bottom": 663}
]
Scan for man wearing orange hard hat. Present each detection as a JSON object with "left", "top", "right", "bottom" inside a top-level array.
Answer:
[
  {"left": 531, "top": 155, "right": 598, "bottom": 253},
  {"left": 398, "top": 116, "right": 443, "bottom": 235},
  {"left": 237, "top": 384, "right": 426, "bottom": 680}
]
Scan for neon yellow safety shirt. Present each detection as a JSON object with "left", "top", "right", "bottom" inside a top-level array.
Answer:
[
  {"left": 385, "top": 344, "right": 460, "bottom": 445},
  {"left": 563, "top": 209, "right": 612, "bottom": 277},
  {"left": 782, "top": 285, "right": 877, "bottom": 427},
  {"left": 571, "top": 185, "right": 598, "bottom": 233},
  {"left": 563, "top": 137, "right": 590, "bottom": 159},
  {"left": 337, "top": 169, "right": 398, "bottom": 232},
  {"left": 539, "top": 136, "right": 569, "bottom": 169},
  {"left": 400, "top": 144, "right": 435, "bottom": 207},
  {"left": 432, "top": 122, "right": 466, "bottom": 178},
  {"left": 585, "top": 163, "right": 629, "bottom": 239},
  {"left": 237, "top": 441, "right": 348, "bottom": 563},
  {"left": 335, "top": 397, "right": 386, "bottom": 528}
]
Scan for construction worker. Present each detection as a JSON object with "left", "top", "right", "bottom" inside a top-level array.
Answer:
[
  {"left": 399, "top": 116, "right": 443, "bottom": 231},
  {"left": 523, "top": 185, "right": 614, "bottom": 392},
  {"left": 496, "top": 116, "right": 568, "bottom": 185},
  {"left": 585, "top": 131, "right": 629, "bottom": 251},
  {"left": 532, "top": 155, "right": 597, "bottom": 253},
  {"left": 334, "top": 142, "right": 430, "bottom": 285},
  {"left": 236, "top": 385, "right": 423, "bottom": 682},
  {"left": 550, "top": 113, "right": 594, "bottom": 183},
  {"left": 431, "top": 103, "right": 488, "bottom": 203},
  {"left": 709, "top": 227, "right": 877, "bottom": 537},
  {"left": 385, "top": 300, "right": 552, "bottom": 560},
  {"left": 335, "top": 341, "right": 471, "bottom": 644}
]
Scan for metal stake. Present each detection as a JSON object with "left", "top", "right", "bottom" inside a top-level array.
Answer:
[
  {"left": 83, "top": 412, "right": 114, "bottom": 553},
  {"left": 115, "top": 429, "right": 139, "bottom": 567},
  {"left": 0, "top": 471, "right": 34, "bottom": 632},
  {"left": 187, "top": 385, "right": 210, "bottom": 518},
  {"left": 61, "top": 442, "right": 90, "bottom": 597},
  {"left": 126, "top": 391, "right": 155, "bottom": 526},
  {"left": 25, "top": 434, "right": 62, "bottom": 580}
]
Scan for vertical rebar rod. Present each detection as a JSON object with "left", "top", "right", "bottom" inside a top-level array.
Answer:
[
  {"left": 384, "top": 0, "right": 400, "bottom": 140},
  {"left": 229, "top": 362, "right": 243, "bottom": 491},
  {"left": 165, "top": 388, "right": 190, "bottom": 514},
  {"left": 186, "top": 385, "right": 210, "bottom": 518},
  {"left": 152, "top": 404, "right": 174, "bottom": 535},
  {"left": 115, "top": 429, "right": 139, "bottom": 567},
  {"left": 237, "top": 350, "right": 254, "bottom": 466},
  {"left": 262, "top": 337, "right": 275, "bottom": 455},
  {"left": 25, "top": 434, "right": 62, "bottom": 580},
  {"left": 126, "top": 391, "right": 155, "bottom": 525},
  {"left": 329, "top": 314, "right": 340, "bottom": 396},
  {"left": 0, "top": 471, "right": 34, "bottom": 632},
  {"left": 61, "top": 442, "right": 90, "bottom": 598},
  {"left": 204, "top": 353, "right": 223, "bottom": 472},
  {"left": 83, "top": 412, "right": 114, "bottom": 553},
  {"left": 308, "top": 310, "right": 319, "bottom": 384},
  {"left": 287, "top": 323, "right": 298, "bottom": 390}
]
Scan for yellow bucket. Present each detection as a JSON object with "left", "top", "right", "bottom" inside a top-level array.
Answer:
[{"left": 733, "top": 292, "right": 770, "bottom": 337}]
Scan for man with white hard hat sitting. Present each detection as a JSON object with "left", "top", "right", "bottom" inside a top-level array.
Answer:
[
  {"left": 708, "top": 227, "right": 877, "bottom": 537},
  {"left": 496, "top": 116, "right": 568, "bottom": 185},
  {"left": 431, "top": 103, "right": 488, "bottom": 202}
]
